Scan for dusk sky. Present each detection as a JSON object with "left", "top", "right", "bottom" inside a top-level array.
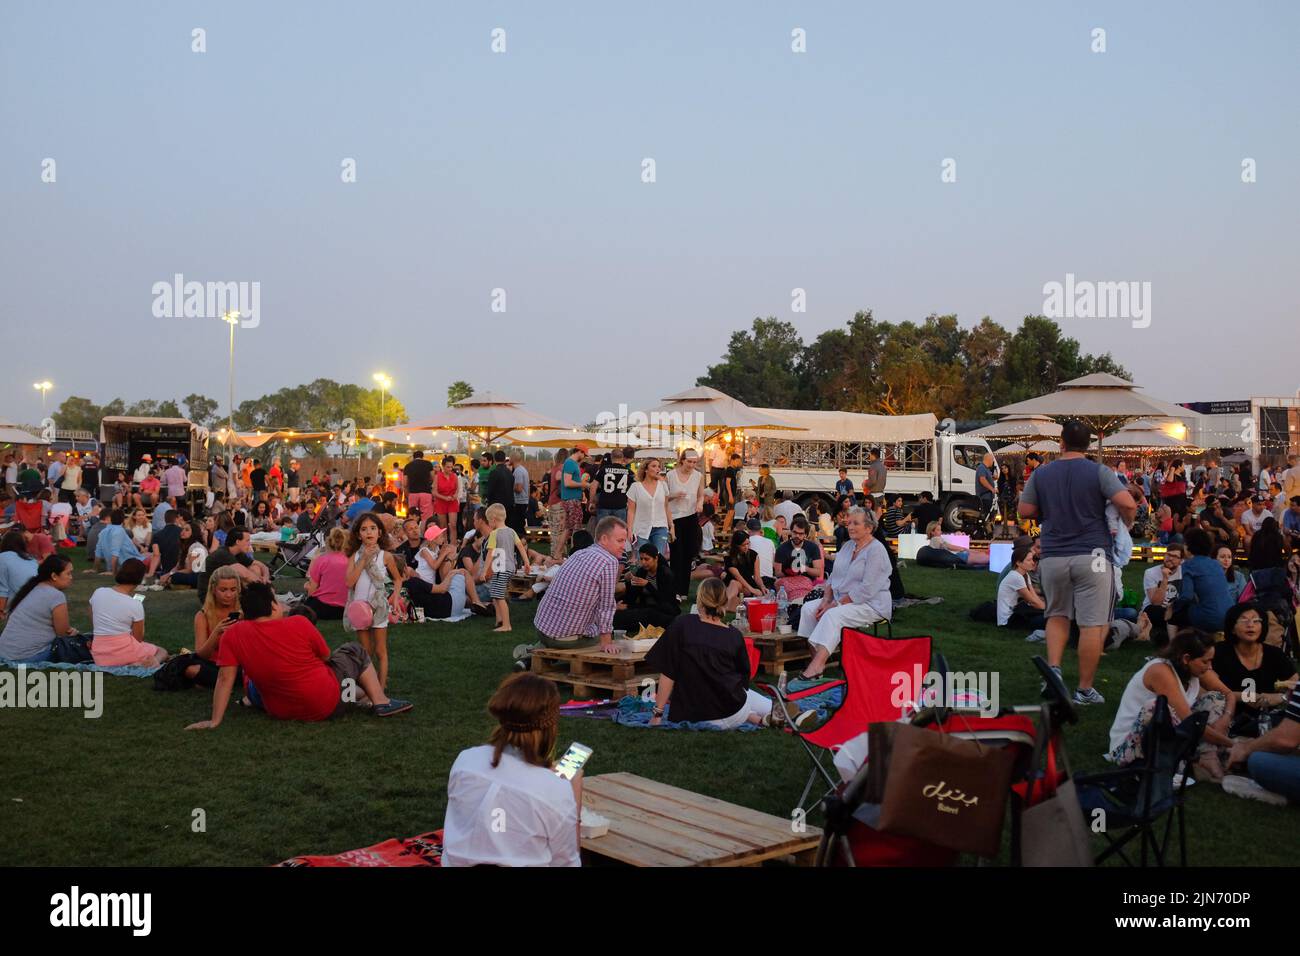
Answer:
[{"left": 2, "top": 1, "right": 1296, "bottom": 427}]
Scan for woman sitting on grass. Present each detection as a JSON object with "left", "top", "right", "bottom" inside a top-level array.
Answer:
[
  {"left": 1105, "top": 628, "right": 1236, "bottom": 780},
  {"left": 918, "top": 520, "right": 990, "bottom": 567},
  {"left": 1216, "top": 545, "right": 1248, "bottom": 603},
  {"left": 442, "top": 673, "right": 581, "bottom": 867},
  {"left": 996, "top": 540, "right": 1046, "bottom": 633},
  {"left": 0, "top": 554, "right": 78, "bottom": 663},
  {"left": 1213, "top": 602, "right": 1297, "bottom": 737},
  {"left": 187, "top": 565, "right": 245, "bottom": 687},
  {"left": 645, "top": 577, "right": 797, "bottom": 730},
  {"left": 723, "top": 529, "right": 764, "bottom": 611},
  {"left": 304, "top": 527, "right": 348, "bottom": 620},
  {"left": 89, "top": 558, "right": 169, "bottom": 668}
]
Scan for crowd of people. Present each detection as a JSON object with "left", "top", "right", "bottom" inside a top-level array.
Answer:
[{"left": 3, "top": 427, "right": 1299, "bottom": 867}]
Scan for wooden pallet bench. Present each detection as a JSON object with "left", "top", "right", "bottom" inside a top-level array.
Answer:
[
  {"left": 742, "top": 630, "right": 838, "bottom": 678},
  {"left": 530, "top": 645, "right": 659, "bottom": 700},
  {"left": 581, "top": 772, "right": 821, "bottom": 867}
]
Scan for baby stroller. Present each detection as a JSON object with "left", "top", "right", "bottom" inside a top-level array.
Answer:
[
  {"left": 268, "top": 513, "right": 329, "bottom": 580},
  {"left": 813, "top": 657, "right": 1077, "bottom": 867}
]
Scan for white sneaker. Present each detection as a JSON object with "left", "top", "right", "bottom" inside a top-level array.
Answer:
[
  {"left": 1025, "top": 629, "right": 1046, "bottom": 643},
  {"left": 1221, "top": 774, "right": 1288, "bottom": 807}
]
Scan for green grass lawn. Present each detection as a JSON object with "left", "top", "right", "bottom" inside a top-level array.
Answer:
[{"left": 0, "top": 548, "right": 1288, "bottom": 866}]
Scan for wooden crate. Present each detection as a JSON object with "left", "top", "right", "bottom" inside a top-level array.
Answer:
[
  {"left": 581, "top": 772, "right": 820, "bottom": 867},
  {"left": 506, "top": 573, "right": 537, "bottom": 598},
  {"left": 531, "top": 645, "right": 659, "bottom": 700}
]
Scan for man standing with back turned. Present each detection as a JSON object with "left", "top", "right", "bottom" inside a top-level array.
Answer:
[{"left": 1018, "top": 420, "right": 1135, "bottom": 705}]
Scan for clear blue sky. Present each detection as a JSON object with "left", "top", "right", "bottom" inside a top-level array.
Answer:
[{"left": 2, "top": 0, "right": 1296, "bottom": 426}]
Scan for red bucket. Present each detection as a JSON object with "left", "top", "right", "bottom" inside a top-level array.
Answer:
[{"left": 746, "top": 599, "right": 778, "bottom": 633}]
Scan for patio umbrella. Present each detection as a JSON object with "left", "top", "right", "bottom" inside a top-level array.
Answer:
[
  {"left": 640, "top": 386, "right": 804, "bottom": 446},
  {"left": 987, "top": 373, "right": 1186, "bottom": 449},
  {"left": 1095, "top": 419, "right": 1204, "bottom": 456},
  {"left": 962, "top": 415, "right": 1061, "bottom": 442},
  {"left": 497, "top": 428, "right": 603, "bottom": 449},
  {"left": 995, "top": 440, "right": 1059, "bottom": 456},
  {"left": 387, "top": 391, "right": 574, "bottom": 444},
  {"left": 0, "top": 421, "right": 49, "bottom": 446}
]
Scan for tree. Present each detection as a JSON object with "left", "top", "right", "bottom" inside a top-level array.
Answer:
[
  {"left": 50, "top": 396, "right": 103, "bottom": 433},
  {"left": 182, "top": 394, "right": 220, "bottom": 426},
  {"left": 696, "top": 317, "right": 805, "bottom": 407},
  {"left": 447, "top": 381, "right": 474, "bottom": 406},
  {"left": 797, "top": 311, "right": 887, "bottom": 412}
]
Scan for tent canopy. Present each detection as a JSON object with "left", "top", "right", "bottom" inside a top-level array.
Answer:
[
  {"left": 641, "top": 387, "right": 803, "bottom": 439},
  {"left": 751, "top": 408, "right": 936, "bottom": 444},
  {"left": 393, "top": 393, "right": 573, "bottom": 441}
]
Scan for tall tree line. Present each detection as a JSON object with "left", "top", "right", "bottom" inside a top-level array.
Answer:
[{"left": 696, "top": 312, "right": 1129, "bottom": 418}]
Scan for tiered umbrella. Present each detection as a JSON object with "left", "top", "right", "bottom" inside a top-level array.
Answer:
[
  {"left": 380, "top": 391, "right": 574, "bottom": 445},
  {"left": 987, "top": 373, "right": 1190, "bottom": 449},
  {"left": 962, "top": 415, "right": 1061, "bottom": 442},
  {"left": 1095, "top": 419, "right": 1204, "bottom": 456}
]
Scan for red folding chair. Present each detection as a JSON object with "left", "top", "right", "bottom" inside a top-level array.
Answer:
[{"left": 768, "top": 626, "right": 933, "bottom": 814}]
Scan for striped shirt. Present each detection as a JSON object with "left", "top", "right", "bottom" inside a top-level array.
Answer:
[
  {"left": 534, "top": 544, "right": 619, "bottom": 640},
  {"left": 1285, "top": 685, "right": 1300, "bottom": 725}
]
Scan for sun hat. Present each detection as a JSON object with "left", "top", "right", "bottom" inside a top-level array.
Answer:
[{"left": 423, "top": 524, "right": 446, "bottom": 542}]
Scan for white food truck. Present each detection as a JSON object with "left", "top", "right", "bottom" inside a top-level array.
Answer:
[{"left": 736, "top": 408, "right": 995, "bottom": 530}]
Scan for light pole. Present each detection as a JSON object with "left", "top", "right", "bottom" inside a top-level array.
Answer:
[
  {"left": 33, "top": 380, "right": 52, "bottom": 413},
  {"left": 372, "top": 372, "right": 392, "bottom": 430},
  {"left": 223, "top": 311, "right": 240, "bottom": 477}
]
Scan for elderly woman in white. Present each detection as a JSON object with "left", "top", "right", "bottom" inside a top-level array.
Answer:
[{"left": 794, "top": 507, "right": 892, "bottom": 679}]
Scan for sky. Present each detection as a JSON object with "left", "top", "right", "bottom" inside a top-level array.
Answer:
[{"left": 2, "top": 0, "right": 1297, "bottom": 428}]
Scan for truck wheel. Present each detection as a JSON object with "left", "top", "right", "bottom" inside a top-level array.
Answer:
[{"left": 942, "top": 498, "right": 973, "bottom": 533}]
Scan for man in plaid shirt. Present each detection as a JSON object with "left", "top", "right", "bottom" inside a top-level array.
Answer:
[{"left": 523, "top": 516, "right": 629, "bottom": 659}]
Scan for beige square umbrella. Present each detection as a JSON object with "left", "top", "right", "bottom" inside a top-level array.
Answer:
[
  {"left": 641, "top": 386, "right": 805, "bottom": 446},
  {"left": 963, "top": 415, "right": 1062, "bottom": 442},
  {"left": 1095, "top": 419, "right": 1204, "bottom": 456},
  {"left": 386, "top": 391, "right": 574, "bottom": 444},
  {"left": 987, "top": 373, "right": 1185, "bottom": 449}
]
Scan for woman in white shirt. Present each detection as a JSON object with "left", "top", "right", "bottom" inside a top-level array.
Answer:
[
  {"left": 1106, "top": 628, "right": 1235, "bottom": 778},
  {"left": 442, "top": 673, "right": 581, "bottom": 867},
  {"left": 996, "top": 541, "right": 1046, "bottom": 631},
  {"left": 626, "top": 458, "right": 670, "bottom": 558},
  {"left": 666, "top": 449, "right": 705, "bottom": 601},
  {"left": 89, "top": 558, "right": 169, "bottom": 668}
]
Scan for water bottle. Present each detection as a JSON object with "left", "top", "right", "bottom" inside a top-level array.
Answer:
[
  {"left": 1258, "top": 709, "right": 1272, "bottom": 736},
  {"left": 776, "top": 585, "right": 789, "bottom": 626},
  {"left": 777, "top": 672, "right": 788, "bottom": 696}
]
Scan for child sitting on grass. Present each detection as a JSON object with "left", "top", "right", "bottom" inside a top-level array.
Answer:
[{"left": 479, "top": 503, "right": 530, "bottom": 633}]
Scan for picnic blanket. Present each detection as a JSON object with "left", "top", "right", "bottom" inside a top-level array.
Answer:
[
  {"left": 0, "top": 657, "right": 159, "bottom": 678},
  {"left": 612, "top": 681, "right": 845, "bottom": 731},
  {"left": 277, "top": 830, "right": 444, "bottom": 867}
]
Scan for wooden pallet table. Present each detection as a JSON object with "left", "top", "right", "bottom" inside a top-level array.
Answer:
[
  {"left": 530, "top": 645, "right": 659, "bottom": 699},
  {"left": 506, "top": 573, "right": 538, "bottom": 598},
  {"left": 581, "top": 772, "right": 821, "bottom": 867},
  {"left": 742, "top": 630, "right": 838, "bottom": 678}
]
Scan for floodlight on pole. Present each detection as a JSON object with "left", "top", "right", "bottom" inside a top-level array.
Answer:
[
  {"left": 373, "top": 372, "right": 393, "bottom": 430},
  {"left": 33, "top": 380, "right": 53, "bottom": 412}
]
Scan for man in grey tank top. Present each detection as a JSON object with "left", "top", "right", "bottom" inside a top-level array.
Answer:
[{"left": 1018, "top": 420, "right": 1136, "bottom": 706}]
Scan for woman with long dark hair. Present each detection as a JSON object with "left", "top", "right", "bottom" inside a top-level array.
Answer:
[
  {"left": 1106, "top": 628, "right": 1235, "bottom": 779},
  {"left": 0, "top": 528, "right": 38, "bottom": 618},
  {"left": 0, "top": 554, "right": 78, "bottom": 663}
]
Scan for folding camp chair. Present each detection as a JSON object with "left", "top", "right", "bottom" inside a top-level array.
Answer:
[
  {"left": 767, "top": 623, "right": 934, "bottom": 815},
  {"left": 1073, "top": 696, "right": 1208, "bottom": 867}
]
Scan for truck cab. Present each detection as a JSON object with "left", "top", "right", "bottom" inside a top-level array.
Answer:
[{"left": 936, "top": 434, "right": 994, "bottom": 530}]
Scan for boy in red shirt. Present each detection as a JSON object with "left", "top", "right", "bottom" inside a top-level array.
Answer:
[{"left": 186, "top": 582, "right": 412, "bottom": 729}]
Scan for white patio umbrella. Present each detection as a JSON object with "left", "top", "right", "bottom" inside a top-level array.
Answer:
[
  {"left": 987, "top": 373, "right": 1187, "bottom": 449},
  {"left": 1096, "top": 419, "right": 1204, "bottom": 456},
  {"left": 0, "top": 421, "right": 49, "bottom": 445},
  {"left": 994, "top": 440, "right": 1059, "bottom": 456},
  {"left": 641, "top": 386, "right": 804, "bottom": 446},
  {"left": 386, "top": 391, "right": 574, "bottom": 444},
  {"left": 963, "top": 415, "right": 1062, "bottom": 442}
]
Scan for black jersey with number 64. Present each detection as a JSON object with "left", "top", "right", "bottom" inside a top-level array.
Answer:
[{"left": 594, "top": 464, "right": 632, "bottom": 510}]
